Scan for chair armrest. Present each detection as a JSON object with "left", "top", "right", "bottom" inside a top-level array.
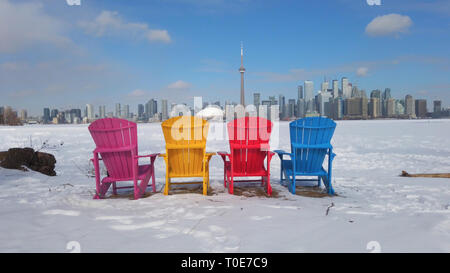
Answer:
[
  {"left": 90, "top": 157, "right": 103, "bottom": 162},
  {"left": 217, "top": 151, "right": 231, "bottom": 162},
  {"left": 274, "top": 150, "right": 292, "bottom": 157},
  {"left": 330, "top": 152, "right": 336, "bottom": 161},
  {"left": 135, "top": 153, "right": 160, "bottom": 159}
]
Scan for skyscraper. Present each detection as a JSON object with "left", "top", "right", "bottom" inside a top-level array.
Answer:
[
  {"left": 115, "top": 103, "right": 121, "bottom": 118},
  {"left": 279, "top": 94, "right": 286, "bottom": 119},
  {"left": 138, "top": 104, "right": 144, "bottom": 118},
  {"left": 433, "top": 100, "right": 442, "bottom": 113},
  {"left": 253, "top": 93, "right": 261, "bottom": 108},
  {"left": 145, "top": 99, "right": 157, "bottom": 118},
  {"left": 405, "top": 95, "right": 416, "bottom": 118},
  {"left": 332, "top": 80, "right": 339, "bottom": 98},
  {"left": 288, "top": 99, "right": 296, "bottom": 118},
  {"left": 304, "top": 80, "right": 314, "bottom": 102},
  {"left": 415, "top": 99, "right": 427, "bottom": 118},
  {"left": 86, "top": 104, "right": 94, "bottom": 120},
  {"left": 321, "top": 80, "right": 329, "bottom": 93},
  {"left": 123, "top": 104, "right": 130, "bottom": 119},
  {"left": 19, "top": 110, "right": 27, "bottom": 121},
  {"left": 341, "top": 77, "right": 351, "bottom": 98},
  {"left": 161, "top": 99, "right": 168, "bottom": 121},
  {"left": 297, "top": 85, "right": 303, "bottom": 100},
  {"left": 43, "top": 108, "right": 50, "bottom": 123},
  {"left": 99, "top": 105, "right": 106, "bottom": 118},
  {"left": 239, "top": 42, "right": 246, "bottom": 106}
]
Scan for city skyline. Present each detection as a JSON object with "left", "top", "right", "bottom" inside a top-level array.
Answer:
[{"left": 1, "top": 0, "right": 449, "bottom": 115}]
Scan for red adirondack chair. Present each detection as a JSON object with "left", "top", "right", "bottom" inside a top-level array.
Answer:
[
  {"left": 88, "top": 118, "right": 159, "bottom": 200},
  {"left": 218, "top": 117, "right": 274, "bottom": 195}
]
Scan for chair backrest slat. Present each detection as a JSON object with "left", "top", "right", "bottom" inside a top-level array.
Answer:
[
  {"left": 227, "top": 117, "right": 273, "bottom": 175},
  {"left": 161, "top": 116, "right": 209, "bottom": 176},
  {"left": 290, "top": 117, "right": 336, "bottom": 173},
  {"left": 89, "top": 118, "right": 138, "bottom": 179}
]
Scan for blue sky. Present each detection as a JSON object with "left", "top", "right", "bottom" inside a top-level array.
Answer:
[{"left": 1, "top": 0, "right": 449, "bottom": 115}]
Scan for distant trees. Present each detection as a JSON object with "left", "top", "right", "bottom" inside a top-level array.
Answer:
[{"left": 0, "top": 108, "right": 22, "bottom": 126}]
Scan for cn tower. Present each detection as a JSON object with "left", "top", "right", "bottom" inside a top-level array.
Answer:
[{"left": 239, "top": 42, "right": 246, "bottom": 106}]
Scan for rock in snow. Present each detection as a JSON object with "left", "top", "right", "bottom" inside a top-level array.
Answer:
[{"left": 0, "top": 148, "right": 56, "bottom": 176}]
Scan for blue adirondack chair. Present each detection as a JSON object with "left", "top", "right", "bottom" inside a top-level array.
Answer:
[{"left": 274, "top": 117, "right": 337, "bottom": 195}]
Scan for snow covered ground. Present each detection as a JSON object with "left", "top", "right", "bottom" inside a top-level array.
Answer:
[{"left": 0, "top": 120, "right": 449, "bottom": 253}]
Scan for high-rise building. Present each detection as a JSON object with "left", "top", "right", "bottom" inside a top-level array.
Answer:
[
  {"left": 123, "top": 104, "right": 130, "bottom": 118},
  {"left": 297, "top": 99, "right": 305, "bottom": 118},
  {"left": 161, "top": 99, "right": 169, "bottom": 121},
  {"left": 145, "top": 99, "right": 157, "bottom": 118},
  {"left": 405, "top": 95, "right": 416, "bottom": 118},
  {"left": 330, "top": 97, "right": 343, "bottom": 120},
  {"left": 19, "top": 110, "right": 27, "bottom": 121},
  {"left": 341, "top": 77, "right": 351, "bottom": 98},
  {"left": 395, "top": 100, "right": 405, "bottom": 115},
  {"left": 50, "top": 109, "right": 59, "bottom": 119},
  {"left": 351, "top": 86, "right": 360, "bottom": 98},
  {"left": 115, "top": 103, "right": 121, "bottom": 118},
  {"left": 138, "top": 104, "right": 144, "bottom": 118},
  {"left": 304, "top": 80, "right": 314, "bottom": 102},
  {"left": 369, "top": 97, "right": 380, "bottom": 118},
  {"left": 321, "top": 80, "right": 329, "bottom": 93},
  {"left": 386, "top": 98, "right": 396, "bottom": 117},
  {"left": 415, "top": 99, "right": 427, "bottom": 118},
  {"left": 345, "top": 97, "right": 368, "bottom": 118},
  {"left": 297, "top": 85, "right": 304, "bottom": 100},
  {"left": 99, "top": 105, "right": 106, "bottom": 118},
  {"left": 86, "top": 104, "right": 94, "bottom": 120},
  {"left": 433, "top": 100, "right": 442, "bottom": 113},
  {"left": 332, "top": 80, "right": 339, "bottom": 98},
  {"left": 287, "top": 99, "right": 296, "bottom": 118},
  {"left": 383, "top": 88, "right": 392, "bottom": 100},
  {"left": 370, "top": 90, "right": 382, "bottom": 116},
  {"left": 253, "top": 93, "right": 261, "bottom": 108},
  {"left": 279, "top": 95, "right": 286, "bottom": 120},
  {"left": 239, "top": 43, "right": 246, "bottom": 106},
  {"left": 318, "top": 91, "right": 332, "bottom": 116},
  {"left": 43, "top": 108, "right": 50, "bottom": 123}
]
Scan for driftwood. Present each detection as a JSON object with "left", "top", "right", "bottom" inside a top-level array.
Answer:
[{"left": 401, "top": 171, "right": 450, "bottom": 179}]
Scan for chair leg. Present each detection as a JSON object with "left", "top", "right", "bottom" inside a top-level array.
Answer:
[
  {"left": 290, "top": 175, "right": 296, "bottom": 195},
  {"left": 152, "top": 165, "right": 156, "bottom": 193},
  {"left": 112, "top": 182, "right": 117, "bottom": 195},
  {"left": 203, "top": 172, "right": 208, "bottom": 196},
  {"left": 229, "top": 175, "right": 234, "bottom": 194},
  {"left": 317, "top": 177, "right": 321, "bottom": 187},
  {"left": 223, "top": 167, "right": 227, "bottom": 188},
  {"left": 266, "top": 175, "right": 272, "bottom": 196},
  {"left": 133, "top": 178, "right": 140, "bottom": 200},
  {"left": 164, "top": 176, "right": 170, "bottom": 195}
]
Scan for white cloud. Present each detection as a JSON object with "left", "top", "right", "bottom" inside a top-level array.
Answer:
[
  {"left": 128, "top": 89, "right": 147, "bottom": 97},
  {"left": 0, "top": 0, "right": 72, "bottom": 53},
  {"left": 356, "top": 67, "right": 369, "bottom": 77},
  {"left": 79, "top": 11, "right": 171, "bottom": 43},
  {"left": 167, "top": 80, "right": 192, "bottom": 89},
  {"left": 365, "top": 14, "right": 413, "bottom": 37}
]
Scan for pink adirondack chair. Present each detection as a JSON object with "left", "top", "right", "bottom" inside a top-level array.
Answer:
[
  {"left": 218, "top": 117, "right": 274, "bottom": 196},
  {"left": 88, "top": 118, "right": 159, "bottom": 200}
]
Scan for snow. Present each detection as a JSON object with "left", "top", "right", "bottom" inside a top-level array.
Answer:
[{"left": 0, "top": 119, "right": 449, "bottom": 252}]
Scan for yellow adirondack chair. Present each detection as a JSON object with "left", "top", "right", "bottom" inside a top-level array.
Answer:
[{"left": 160, "top": 116, "right": 215, "bottom": 195}]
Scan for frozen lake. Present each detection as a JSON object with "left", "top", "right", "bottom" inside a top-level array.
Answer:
[{"left": 0, "top": 119, "right": 449, "bottom": 252}]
